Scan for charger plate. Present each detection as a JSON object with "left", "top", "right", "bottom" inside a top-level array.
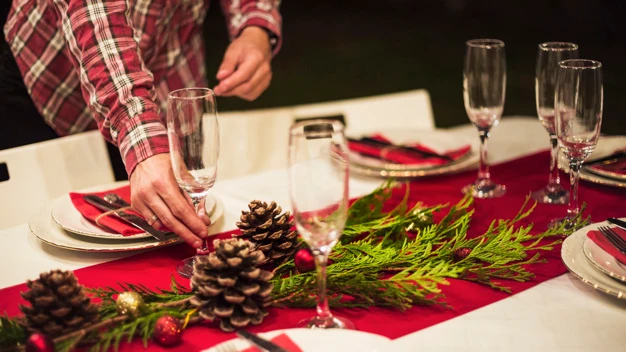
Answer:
[
  {"left": 562, "top": 221, "right": 626, "bottom": 299},
  {"left": 51, "top": 181, "right": 217, "bottom": 240},
  {"left": 29, "top": 183, "right": 224, "bottom": 252}
]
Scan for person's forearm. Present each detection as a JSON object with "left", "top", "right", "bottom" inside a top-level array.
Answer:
[{"left": 53, "top": 0, "right": 168, "bottom": 175}]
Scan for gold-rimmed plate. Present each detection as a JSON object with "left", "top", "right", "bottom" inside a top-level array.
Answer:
[
  {"left": 582, "top": 221, "right": 626, "bottom": 283},
  {"left": 348, "top": 129, "right": 479, "bottom": 178},
  {"left": 562, "top": 222, "right": 626, "bottom": 299},
  {"left": 29, "top": 189, "right": 224, "bottom": 252},
  {"left": 50, "top": 182, "right": 217, "bottom": 240}
]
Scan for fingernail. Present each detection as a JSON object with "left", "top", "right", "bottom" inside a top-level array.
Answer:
[
  {"left": 217, "top": 70, "right": 228, "bottom": 77},
  {"left": 193, "top": 240, "right": 202, "bottom": 248}
]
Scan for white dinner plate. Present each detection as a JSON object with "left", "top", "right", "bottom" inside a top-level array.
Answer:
[
  {"left": 562, "top": 221, "right": 626, "bottom": 299},
  {"left": 50, "top": 182, "right": 217, "bottom": 240},
  {"left": 348, "top": 129, "right": 479, "bottom": 178},
  {"left": 29, "top": 193, "right": 224, "bottom": 253},
  {"left": 582, "top": 222, "right": 626, "bottom": 283},
  {"left": 560, "top": 136, "right": 626, "bottom": 188},
  {"left": 204, "top": 328, "right": 394, "bottom": 352}
]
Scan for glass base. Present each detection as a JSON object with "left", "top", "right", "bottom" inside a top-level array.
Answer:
[
  {"left": 297, "top": 316, "right": 355, "bottom": 329},
  {"left": 548, "top": 217, "right": 583, "bottom": 232},
  {"left": 177, "top": 256, "right": 196, "bottom": 278},
  {"left": 531, "top": 184, "right": 569, "bottom": 204},
  {"left": 462, "top": 179, "right": 506, "bottom": 199}
]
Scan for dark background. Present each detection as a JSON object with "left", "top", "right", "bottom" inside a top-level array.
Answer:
[
  {"left": 204, "top": 0, "right": 626, "bottom": 134},
  {"left": 1, "top": 0, "right": 624, "bottom": 138}
]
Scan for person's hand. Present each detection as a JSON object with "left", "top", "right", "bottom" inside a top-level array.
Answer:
[
  {"left": 129, "top": 153, "right": 210, "bottom": 249},
  {"left": 213, "top": 26, "right": 272, "bottom": 101}
]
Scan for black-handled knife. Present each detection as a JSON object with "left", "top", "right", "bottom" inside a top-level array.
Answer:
[
  {"left": 607, "top": 218, "right": 626, "bottom": 231},
  {"left": 236, "top": 330, "right": 288, "bottom": 352},
  {"left": 82, "top": 195, "right": 167, "bottom": 241}
]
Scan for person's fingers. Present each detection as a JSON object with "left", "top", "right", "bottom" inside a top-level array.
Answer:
[
  {"left": 221, "top": 63, "right": 271, "bottom": 101},
  {"left": 196, "top": 198, "right": 212, "bottom": 226},
  {"left": 131, "top": 198, "right": 160, "bottom": 227},
  {"left": 214, "top": 52, "right": 262, "bottom": 95},
  {"left": 182, "top": 191, "right": 211, "bottom": 226},
  {"left": 215, "top": 46, "right": 239, "bottom": 82},
  {"left": 153, "top": 178, "right": 208, "bottom": 238},
  {"left": 145, "top": 195, "right": 203, "bottom": 249},
  {"left": 239, "top": 69, "right": 271, "bottom": 101}
]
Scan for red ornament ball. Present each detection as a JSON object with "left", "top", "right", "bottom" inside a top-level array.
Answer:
[
  {"left": 153, "top": 315, "right": 183, "bottom": 346},
  {"left": 453, "top": 247, "right": 472, "bottom": 262},
  {"left": 26, "top": 333, "right": 54, "bottom": 352},
  {"left": 294, "top": 248, "right": 316, "bottom": 273}
]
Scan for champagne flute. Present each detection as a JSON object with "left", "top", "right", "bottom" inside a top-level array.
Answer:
[
  {"left": 462, "top": 39, "right": 507, "bottom": 198},
  {"left": 167, "top": 88, "right": 220, "bottom": 278},
  {"left": 555, "top": 60, "right": 602, "bottom": 228},
  {"left": 531, "top": 42, "right": 579, "bottom": 204},
  {"left": 288, "top": 119, "right": 354, "bottom": 329}
]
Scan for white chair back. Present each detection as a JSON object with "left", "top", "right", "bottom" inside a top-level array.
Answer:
[
  {"left": 217, "top": 89, "right": 434, "bottom": 180},
  {"left": 0, "top": 131, "right": 114, "bottom": 229}
]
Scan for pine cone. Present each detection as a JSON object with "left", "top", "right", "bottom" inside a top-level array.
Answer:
[
  {"left": 20, "top": 270, "right": 99, "bottom": 335},
  {"left": 190, "top": 238, "right": 274, "bottom": 332},
  {"left": 236, "top": 200, "right": 298, "bottom": 264}
]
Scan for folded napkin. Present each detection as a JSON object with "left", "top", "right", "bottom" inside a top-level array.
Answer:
[
  {"left": 587, "top": 226, "right": 626, "bottom": 264},
  {"left": 348, "top": 134, "right": 471, "bottom": 166},
  {"left": 240, "top": 333, "right": 302, "bottom": 352},
  {"left": 69, "top": 185, "right": 156, "bottom": 236}
]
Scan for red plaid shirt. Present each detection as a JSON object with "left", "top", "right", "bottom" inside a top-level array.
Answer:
[{"left": 3, "top": 0, "right": 281, "bottom": 175}]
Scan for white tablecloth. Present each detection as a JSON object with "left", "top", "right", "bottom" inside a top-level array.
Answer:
[{"left": 1, "top": 117, "right": 625, "bottom": 351}]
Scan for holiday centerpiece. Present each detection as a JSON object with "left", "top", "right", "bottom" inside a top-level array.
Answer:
[{"left": 0, "top": 180, "right": 586, "bottom": 351}]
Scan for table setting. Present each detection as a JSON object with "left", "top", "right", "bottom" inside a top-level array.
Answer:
[{"left": 1, "top": 39, "right": 626, "bottom": 352}]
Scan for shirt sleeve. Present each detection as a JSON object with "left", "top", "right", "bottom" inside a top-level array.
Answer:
[
  {"left": 220, "top": 0, "right": 283, "bottom": 55},
  {"left": 52, "top": 0, "right": 169, "bottom": 176}
]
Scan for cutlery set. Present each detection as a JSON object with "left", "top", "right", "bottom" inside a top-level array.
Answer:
[{"left": 82, "top": 194, "right": 169, "bottom": 241}]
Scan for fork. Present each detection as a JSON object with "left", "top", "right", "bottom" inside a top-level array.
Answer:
[{"left": 598, "top": 226, "right": 626, "bottom": 253}]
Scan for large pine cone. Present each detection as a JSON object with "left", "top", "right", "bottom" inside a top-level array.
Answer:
[
  {"left": 190, "top": 238, "right": 274, "bottom": 332},
  {"left": 20, "top": 270, "right": 99, "bottom": 335},
  {"left": 236, "top": 200, "right": 298, "bottom": 264}
]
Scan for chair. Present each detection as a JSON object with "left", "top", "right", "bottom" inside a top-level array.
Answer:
[
  {"left": 217, "top": 89, "right": 434, "bottom": 180},
  {"left": 0, "top": 131, "right": 115, "bottom": 229}
]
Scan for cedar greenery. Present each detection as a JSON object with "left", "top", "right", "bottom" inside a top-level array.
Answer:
[{"left": 0, "top": 180, "right": 587, "bottom": 351}]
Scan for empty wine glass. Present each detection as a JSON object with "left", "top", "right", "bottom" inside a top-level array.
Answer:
[
  {"left": 554, "top": 60, "right": 602, "bottom": 229},
  {"left": 288, "top": 119, "right": 354, "bottom": 329},
  {"left": 167, "top": 88, "right": 220, "bottom": 277},
  {"left": 462, "top": 39, "right": 507, "bottom": 198},
  {"left": 531, "top": 42, "right": 579, "bottom": 204}
]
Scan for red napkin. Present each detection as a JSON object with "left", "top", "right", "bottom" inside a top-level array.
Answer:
[
  {"left": 348, "top": 134, "right": 471, "bottom": 166},
  {"left": 240, "top": 333, "right": 302, "bottom": 352},
  {"left": 587, "top": 226, "right": 626, "bottom": 264},
  {"left": 69, "top": 185, "right": 155, "bottom": 236}
]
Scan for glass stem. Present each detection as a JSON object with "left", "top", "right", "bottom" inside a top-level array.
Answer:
[
  {"left": 567, "top": 161, "right": 582, "bottom": 218},
  {"left": 477, "top": 129, "right": 491, "bottom": 180},
  {"left": 313, "top": 249, "right": 332, "bottom": 320},
  {"left": 548, "top": 135, "right": 561, "bottom": 186}
]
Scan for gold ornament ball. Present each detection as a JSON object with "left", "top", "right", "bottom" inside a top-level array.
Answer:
[{"left": 115, "top": 291, "right": 145, "bottom": 317}]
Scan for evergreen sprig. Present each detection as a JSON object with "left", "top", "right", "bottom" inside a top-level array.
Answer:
[
  {"left": 0, "top": 314, "right": 27, "bottom": 350},
  {"left": 270, "top": 181, "right": 587, "bottom": 307}
]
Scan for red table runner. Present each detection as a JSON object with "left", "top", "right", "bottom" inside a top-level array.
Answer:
[{"left": 2, "top": 151, "right": 625, "bottom": 351}]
